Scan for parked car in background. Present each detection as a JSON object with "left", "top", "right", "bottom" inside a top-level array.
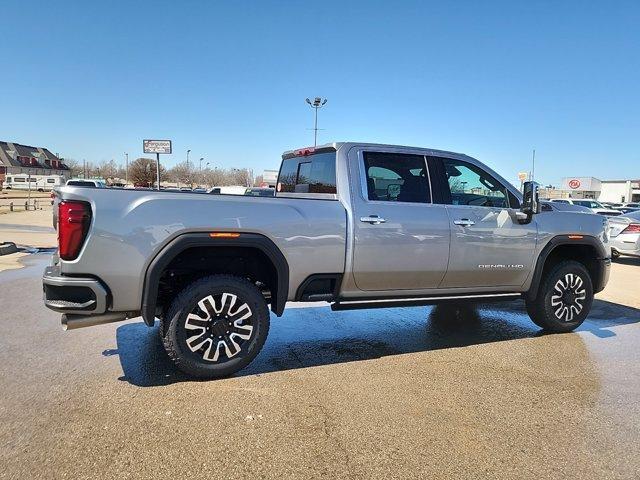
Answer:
[
  {"left": 541, "top": 201, "right": 592, "bottom": 214},
  {"left": 602, "top": 202, "right": 623, "bottom": 208},
  {"left": 244, "top": 187, "right": 275, "bottom": 197},
  {"left": 622, "top": 202, "right": 640, "bottom": 209},
  {"left": 66, "top": 178, "right": 107, "bottom": 188},
  {"left": 208, "top": 185, "right": 247, "bottom": 195},
  {"left": 608, "top": 210, "right": 640, "bottom": 259},
  {"left": 614, "top": 206, "right": 640, "bottom": 215},
  {"left": 550, "top": 198, "right": 621, "bottom": 216}
]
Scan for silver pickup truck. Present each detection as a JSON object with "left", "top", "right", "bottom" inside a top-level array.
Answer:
[{"left": 43, "top": 142, "right": 611, "bottom": 378}]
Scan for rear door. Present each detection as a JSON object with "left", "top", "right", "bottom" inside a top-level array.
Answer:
[
  {"left": 350, "top": 149, "right": 450, "bottom": 291},
  {"left": 431, "top": 156, "right": 538, "bottom": 288}
]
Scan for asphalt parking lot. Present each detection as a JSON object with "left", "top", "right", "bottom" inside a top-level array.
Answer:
[{"left": 0, "top": 253, "right": 638, "bottom": 479}]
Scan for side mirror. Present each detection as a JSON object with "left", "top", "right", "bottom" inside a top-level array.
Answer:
[{"left": 519, "top": 181, "right": 540, "bottom": 223}]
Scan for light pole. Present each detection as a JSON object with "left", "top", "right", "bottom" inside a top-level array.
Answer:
[
  {"left": 199, "top": 157, "right": 204, "bottom": 172},
  {"left": 125, "top": 153, "right": 129, "bottom": 183},
  {"left": 531, "top": 148, "right": 536, "bottom": 181},
  {"left": 186, "top": 149, "right": 191, "bottom": 169},
  {"left": 305, "top": 97, "right": 328, "bottom": 147}
]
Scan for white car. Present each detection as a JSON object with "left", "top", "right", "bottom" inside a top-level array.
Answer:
[
  {"left": 608, "top": 210, "right": 640, "bottom": 259},
  {"left": 550, "top": 199, "right": 621, "bottom": 216}
]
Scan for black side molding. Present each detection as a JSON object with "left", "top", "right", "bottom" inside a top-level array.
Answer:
[
  {"left": 295, "top": 273, "right": 342, "bottom": 302},
  {"left": 526, "top": 234, "right": 609, "bottom": 301},
  {"left": 141, "top": 233, "right": 289, "bottom": 326}
]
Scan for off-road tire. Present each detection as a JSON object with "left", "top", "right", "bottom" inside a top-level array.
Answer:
[
  {"left": 161, "top": 275, "right": 270, "bottom": 379},
  {"left": 525, "top": 260, "right": 593, "bottom": 333}
]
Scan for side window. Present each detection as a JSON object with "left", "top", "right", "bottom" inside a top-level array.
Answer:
[
  {"left": 363, "top": 152, "right": 431, "bottom": 203},
  {"left": 442, "top": 159, "right": 509, "bottom": 208},
  {"left": 277, "top": 152, "right": 336, "bottom": 194}
]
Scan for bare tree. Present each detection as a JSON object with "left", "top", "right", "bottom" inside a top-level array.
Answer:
[{"left": 130, "top": 157, "right": 165, "bottom": 187}]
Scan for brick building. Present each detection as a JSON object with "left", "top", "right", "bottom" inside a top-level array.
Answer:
[{"left": 0, "top": 141, "right": 70, "bottom": 183}]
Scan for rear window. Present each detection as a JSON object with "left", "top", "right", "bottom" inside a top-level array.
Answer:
[
  {"left": 277, "top": 151, "right": 336, "bottom": 194},
  {"left": 67, "top": 181, "right": 96, "bottom": 187}
]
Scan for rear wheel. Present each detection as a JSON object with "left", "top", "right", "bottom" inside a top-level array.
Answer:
[
  {"left": 611, "top": 249, "right": 620, "bottom": 260},
  {"left": 161, "top": 275, "right": 270, "bottom": 379},
  {"left": 525, "top": 260, "right": 593, "bottom": 333}
]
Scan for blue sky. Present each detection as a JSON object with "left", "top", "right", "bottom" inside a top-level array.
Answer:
[{"left": 1, "top": 0, "right": 638, "bottom": 186}]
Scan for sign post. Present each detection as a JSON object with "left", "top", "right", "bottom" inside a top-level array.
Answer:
[
  {"left": 143, "top": 140, "right": 172, "bottom": 190},
  {"left": 518, "top": 172, "right": 529, "bottom": 192}
]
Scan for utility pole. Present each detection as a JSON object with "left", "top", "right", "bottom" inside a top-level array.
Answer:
[
  {"left": 83, "top": 159, "right": 86, "bottom": 179},
  {"left": 305, "top": 97, "right": 328, "bottom": 147},
  {"left": 125, "top": 153, "right": 129, "bottom": 183}
]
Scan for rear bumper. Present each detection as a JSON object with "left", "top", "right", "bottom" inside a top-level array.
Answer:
[
  {"left": 595, "top": 257, "right": 611, "bottom": 293},
  {"left": 42, "top": 265, "right": 108, "bottom": 314}
]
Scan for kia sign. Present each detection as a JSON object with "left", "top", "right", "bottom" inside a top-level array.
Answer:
[
  {"left": 568, "top": 179, "right": 581, "bottom": 189},
  {"left": 143, "top": 140, "right": 172, "bottom": 155},
  {"left": 561, "top": 177, "right": 601, "bottom": 192}
]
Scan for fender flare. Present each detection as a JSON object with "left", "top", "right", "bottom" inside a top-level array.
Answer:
[
  {"left": 141, "top": 232, "right": 289, "bottom": 326},
  {"left": 526, "top": 234, "right": 608, "bottom": 301}
]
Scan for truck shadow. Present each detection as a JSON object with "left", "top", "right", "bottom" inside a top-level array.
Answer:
[{"left": 111, "top": 299, "right": 640, "bottom": 387}]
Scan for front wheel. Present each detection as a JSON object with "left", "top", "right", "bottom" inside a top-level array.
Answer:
[
  {"left": 161, "top": 275, "right": 270, "bottom": 379},
  {"left": 525, "top": 260, "right": 593, "bottom": 333}
]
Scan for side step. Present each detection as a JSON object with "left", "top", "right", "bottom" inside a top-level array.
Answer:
[{"left": 331, "top": 293, "right": 522, "bottom": 311}]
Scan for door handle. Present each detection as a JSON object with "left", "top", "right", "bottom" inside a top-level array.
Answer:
[
  {"left": 453, "top": 218, "right": 475, "bottom": 226},
  {"left": 360, "top": 215, "right": 386, "bottom": 225}
]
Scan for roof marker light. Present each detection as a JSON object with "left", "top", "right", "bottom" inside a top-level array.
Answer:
[{"left": 209, "top": 232, "right": 241, "bottom": 238}]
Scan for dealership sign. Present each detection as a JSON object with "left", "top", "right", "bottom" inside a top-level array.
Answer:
[
  {"left": 561, "top": 177, "right": 601, "bottom": 192},
  {"left": 143, "top": 139, "right": 172, "bottom": 155}
]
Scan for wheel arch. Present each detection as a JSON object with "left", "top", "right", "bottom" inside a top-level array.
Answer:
[
  {"left": 526, "top": 234, "right": 608, "bottom": 301},
  {"left": 141, "top": 232, "right": 289, "bottom": 326}
]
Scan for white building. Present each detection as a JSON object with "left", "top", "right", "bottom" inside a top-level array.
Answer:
[{"left": 559, "top": 177, "right": 640, "bottom": 203}]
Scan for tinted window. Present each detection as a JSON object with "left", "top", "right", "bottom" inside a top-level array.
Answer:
[
  {"left": 14, "top": 177, "right": 26, "bottom": 182},
  {"left": 442, "top": 159, "right": 509, "bottom": 208},
  {"left": 553, "top": 199, "right": 570, "bottom": 204},
  {"left": 277, "top": 152, "right": 336, "bottom": 194},
  {"left": 363, "top": 152, "right": 431, "bottom": 203},
  {"left": 67, "top": 181, "right": 96, "bottom": 187}
]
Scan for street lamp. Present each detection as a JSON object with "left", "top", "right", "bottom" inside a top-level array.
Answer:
[
  {"left": 199, "top": 157, "right": 205, "bottom": 172},
  {"left": 124, "top": 153, "right": 129, "bottom": 183},
  {"left": 305, "top": 97, "right": 328, "bottom": 147},
  {"left": 186, "top": 149, "right": 191, "bottom": 169}
]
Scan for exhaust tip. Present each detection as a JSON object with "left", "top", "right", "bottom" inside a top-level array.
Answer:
[{"left": 62, "top": 312, "right": 129, "bottom": 330}]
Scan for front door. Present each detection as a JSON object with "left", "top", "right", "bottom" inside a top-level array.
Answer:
[
  {"left": 350, "top": 149, "right": 450, "bottom": 291},
  {"left": 434, "top": 157, "right": 538, "bottom": 288}
]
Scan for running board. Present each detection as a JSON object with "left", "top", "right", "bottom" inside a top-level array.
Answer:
[{"left": 331, "top": 293, "right": 522, "bottom": 311}]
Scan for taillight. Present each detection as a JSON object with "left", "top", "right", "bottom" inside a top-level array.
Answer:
[
  {"left": 58, "top": 201, "right": 91, "bottom": 260},
  {"left": 622, "top": 223, "right": 640, "bottom": 234}
]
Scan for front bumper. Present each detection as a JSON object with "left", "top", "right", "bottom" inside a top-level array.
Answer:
[{"left": 42, "top": 266, "right": 108, "bottom": 314}]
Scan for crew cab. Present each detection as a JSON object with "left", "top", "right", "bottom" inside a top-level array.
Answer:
[{"left": 43, "top": 142, "right": 611, "bottom": 378}]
